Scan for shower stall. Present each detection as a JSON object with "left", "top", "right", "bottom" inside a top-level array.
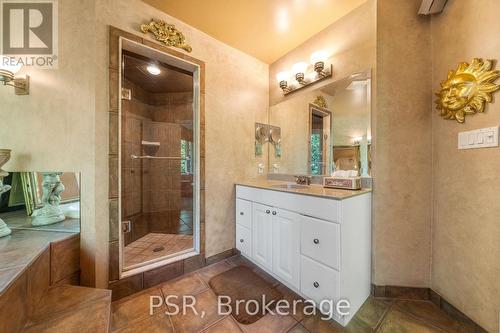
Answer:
[{"left": 118, "top": 39, "right": 201, "bottom": 275}]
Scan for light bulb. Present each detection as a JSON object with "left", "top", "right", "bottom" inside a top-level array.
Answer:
[
  {"left": 276, "top": 71, "right": 289, "bottom": 82},
  {"left": 146, "top": 64, "right": 161, "bottom": 75},
  {"left": 310, "top": 50, "right": 327, "bottom": 64},
  {"left": 292, "top": 62, "right": 308, "bottom": 75}
]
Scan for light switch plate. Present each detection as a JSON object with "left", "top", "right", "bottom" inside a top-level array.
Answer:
[{"left": 458, "top": 126, "right": 499, "bottom": 150}]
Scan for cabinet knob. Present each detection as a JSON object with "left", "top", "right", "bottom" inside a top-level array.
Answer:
[
  {"left": 313, "top": 238, "right": 320, "bottom": 244},
  {"left": 266, "top": 210, "right": 270, "bottom": 214},
  {"left": 240, "top": 212, "right": 244, "bottom": 215},
  {"left": 240, "top": 239, "right": 244, "bottom": 243},
  {"left": 313, "top": 281, "right": 320, "bottom": 288},
  {"left": 272, "top": 211, "right": 277, "bottom": 215}
]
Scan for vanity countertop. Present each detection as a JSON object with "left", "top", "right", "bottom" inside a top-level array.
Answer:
[{"left": 236, "top": 180, "right": 371, "bottom": 200}]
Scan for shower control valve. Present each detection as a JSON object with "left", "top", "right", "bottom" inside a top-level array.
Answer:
[{"left": 122, "top": 220, "right": 131, "bottom": 233}]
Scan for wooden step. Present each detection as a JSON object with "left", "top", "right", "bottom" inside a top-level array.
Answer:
[{"left": 23, "top": 285, "right": 111, "bottom": 333}]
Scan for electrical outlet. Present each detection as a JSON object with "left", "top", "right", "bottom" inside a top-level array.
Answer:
[{"left": 257, "top": 163, "right": 265, "bottom": 174}]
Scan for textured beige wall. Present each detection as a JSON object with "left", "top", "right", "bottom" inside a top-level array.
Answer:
[
  {"left": 269, "top": 0, "right": 376, "bottom": 107},
  {"left": 0, "top": 0, "right": 98, "bottom": 286},
  {"left": 430, "top": 1, "right": 500, "bottom": 331},
  {"left": 1, "top": 0, "right": 268, "bottom": 287},
  {"left": 373, "top": 0, "right": 432, "bottom": 287}
]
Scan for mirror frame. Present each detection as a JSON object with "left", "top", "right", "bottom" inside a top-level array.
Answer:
[{"left": 308, "top": 104, "right": 332, "bottom": 175}]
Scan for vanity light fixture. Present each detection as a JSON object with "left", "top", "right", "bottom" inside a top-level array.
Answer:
[
  {"left": 277, "top": 50, "right": 332, "bottom": 96},
  {"left": 292, "top": 61, "right": 308, "bottom": 85},
  {"left": 276, "top": 71, "right": 291, "bottom": 93},
  {"left": 146, "top": 64, "right": 161, "bottom": 75},
  {"left": 0, "top": 58, "right": 29, "bottom": 95},
  {"left": 310, "top": 50, "right": 329, "bottom": 78}
]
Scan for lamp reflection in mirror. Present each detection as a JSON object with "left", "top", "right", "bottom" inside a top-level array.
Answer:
[
  {"left": 353, "top": 137, "right": 363, "bottom": 145},
  {"left": 0, "top": 56, "right": 29, "bottom": 95}
]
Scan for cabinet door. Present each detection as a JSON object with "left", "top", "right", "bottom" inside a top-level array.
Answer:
[
  {"left": 300, "top": 215, "right": 340, "bottom": 270},
  {"left": 300, "top": 255, "right": 340, "bottom": 314},
  {"left": 236, "top": 224, "right": 252, "bottom": 257},
  {"left": 272, "top": 208, "right": 300, "bottom": 289},
  {"left": 252, "top": 203, "right": 273, "bottom": 271},
  {"left": 236, "top": 198, "right": 252, "bottom": 229}
]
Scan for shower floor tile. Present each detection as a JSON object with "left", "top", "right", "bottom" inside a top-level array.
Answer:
[{"left": 124, "top": 233, "right": 194, "bottom": 268}]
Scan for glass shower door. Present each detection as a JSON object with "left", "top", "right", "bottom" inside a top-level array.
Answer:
[{"left": 120, "top": 43, "right": 198, "bottom": 272}]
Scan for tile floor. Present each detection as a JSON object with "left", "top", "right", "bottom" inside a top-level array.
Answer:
[
  {"left": 111, "top": 255, "right": 478, "bottom": 333},
  {"left": 124, "top": 233, "right": 194, "bottom": 268}
]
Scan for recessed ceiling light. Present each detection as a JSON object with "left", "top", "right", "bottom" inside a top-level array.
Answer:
[{"left": 146, "top": 64, "right": 161, "bottom": 75}]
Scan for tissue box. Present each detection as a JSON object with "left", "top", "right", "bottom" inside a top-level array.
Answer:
[{"left": 323, "top": 177, "right": 361, "bottom": 190}]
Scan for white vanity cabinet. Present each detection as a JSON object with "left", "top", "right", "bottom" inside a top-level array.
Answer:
[
  {"left": 251, "top": 202, "right": 273, "bottom": 271},
  {"left": 235, "top": 184, "right": 371, "bottom": 326}
]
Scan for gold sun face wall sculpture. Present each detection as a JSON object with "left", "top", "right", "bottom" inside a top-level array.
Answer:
[{"left": 435, "top": 58, "right": 500, "bottom": 123}]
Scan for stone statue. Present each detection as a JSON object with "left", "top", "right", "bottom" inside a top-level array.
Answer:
[
  {"left": 32, "top": 172, "right": 66, "bottom": 226},
  {"left": 0, "top": 149, "right": 13, "bottom": 237}
]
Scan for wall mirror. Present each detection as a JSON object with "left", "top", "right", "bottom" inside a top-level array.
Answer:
[
  {"left": 0, "top": 172, "right": 81, "bottom": 233},
  {"left": 269, "top": 69, "right": 371, "bottom": 177}
]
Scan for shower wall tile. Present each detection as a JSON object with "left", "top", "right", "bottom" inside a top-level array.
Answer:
[
  {"left": 109, "top": 27, "right": 142, "bottom": 70},
  {"left": 109, "top": 155, "right": 118, "bottom": 199},
  {"left": 183, "top": 254, "right": 205, "bottom": 274},
  {"left": 109, "top": 69, "right": 119, "bottom": 111},
  {"left": 200, "top": 123, "right": 205, "bottom": 159},
  {"left": 148, "top": 211, "right": 182, "bottom": 234},
  {"left": 108, "top": 273, "right": 143, "bottom": 302},
  {"left": 109, "top": 199, "right": 119, "bottom": 242},
  {"left": 108, "top": 241, "right": 119, "bottom": 281},
  {"left": 124, "top": 116, "right": 141, "bottom": 144},
  {"left": 143, "top": 261, "right": 183, "bottom": 289},
  {"left": 130, "top": 214, "right": 149, "bottom": 243},
  {"left": 131, "top": 192, "right": 141, "bottom": 216},
  {"left": 109, "top": 113, "right": 119, "bottom": 155},
  {"left": 200, "top": 190, "right": 205, "bottom": 223}
]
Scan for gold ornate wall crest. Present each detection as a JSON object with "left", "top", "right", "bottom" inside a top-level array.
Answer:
[
  {"left": 435, "top": 58, "right": 500, "bottom": 123},
  {"left": 140, "top": 19, "right": 192, "bottom": 52},
  {"left": 313, "top": 95, "right": 328, "bottom": 108}
]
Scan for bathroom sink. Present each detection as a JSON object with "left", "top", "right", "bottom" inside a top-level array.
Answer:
[{"left": 271, "top": 183, "right": 310, "bottom": 190}]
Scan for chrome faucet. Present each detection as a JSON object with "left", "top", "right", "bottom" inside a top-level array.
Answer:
[{"left": 295, "top": 175, "right": 312, "bottom": 185}]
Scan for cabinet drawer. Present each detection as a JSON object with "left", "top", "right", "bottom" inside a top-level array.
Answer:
[
  {"left": 236, "top": 198, "right": 252, "bottom": 229},
  {"left": 301, "top": 215, "right": 340, "bottom": 270},
  {"left": 300, "top": 255, "right": 340, "bottom": 306},
  {"left": 236, "top": 225, "right": 252, "bottom": 257}
]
